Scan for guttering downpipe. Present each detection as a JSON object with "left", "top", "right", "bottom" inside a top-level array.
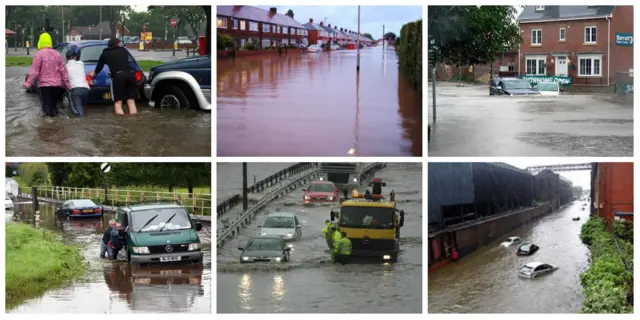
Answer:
[
  {"left": 606, "top": 14, "right": 611, "bottom": 87},
  {"left": 518, "top": 23, "right": 521, "bottom": 76}
]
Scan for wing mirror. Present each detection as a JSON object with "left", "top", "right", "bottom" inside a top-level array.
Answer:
[
  {"left": 237, "top": 247, "right": 244, "bottom": 251},
  {"left": 195, "top": 222, "right": 203, "bottom": 231}
]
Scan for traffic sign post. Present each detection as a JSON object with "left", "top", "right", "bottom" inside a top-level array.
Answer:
[
  {"left": 171, "top": 18, "right": 177, "bottom": 56},
  {"left": 101, "top": 162, "right": 111, "bottom": 173},
  {"left": 100, "top": 163, "right": 111, "bottom": 203}
]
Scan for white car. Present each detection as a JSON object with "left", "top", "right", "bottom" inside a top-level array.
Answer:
[
  {"left": 174, "top": 36, "right": 192, "bottom": 44},
  {"left": 534, "top": 81, "right": 563, "bottom": 96},
  {"left": 330, "top": 44, "right": 341, "bottom": 50},
  {"left": 518, "top": 262, "right": 559, "bottom": 279},
  {"left": 5, "top": 193, "right": 14, "bottom": 210},
  {"left": 500, "top": 236, "right": 522, "bottom": 247},
  {"left": 258, "top": 212, "right": 302, "bottom": 241},
  {"left": 307, "top": 44, "right": 321, "bottom": 52}
]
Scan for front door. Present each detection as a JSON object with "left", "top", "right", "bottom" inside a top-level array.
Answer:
[{"left": 556, "top": 56, "right": 568, "bottom": 77}]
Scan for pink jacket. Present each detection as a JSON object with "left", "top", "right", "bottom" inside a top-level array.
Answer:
[{"left": 25, "top": 48, "right": 71, "bottom": 89}]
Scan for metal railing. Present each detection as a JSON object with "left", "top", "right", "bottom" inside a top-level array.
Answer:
[
  {"left": 216, "top": 162, "right": 318, "bottom": 217},
  {"left": 19, "top": 186, "right": 212, "bottom": 216}
]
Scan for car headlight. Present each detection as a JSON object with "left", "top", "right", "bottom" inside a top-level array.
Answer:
[
  {"left": 133, "top": 246, "right": 150, "bottom": 254},
  {"left": 304, "top": 196, "right": 311, "bottom": 200},
  {"left": 261, "top": 232, "right": 267, "bottom": 236},
  {"left": 243, "top": 257, "right": 249, "bottom": 261},
  {"left": 353, "top": 178, "right": 357, "bottom": 182},
  {"left": 188, "top": 242, "right": 201, "bottom": 251},
  {"left": 286, "top": 233, "right": 293, "bottom": 238},
  {"left": 275, "top": 257, "right": 282, "bottom": 262},
  {"left": 327, "top": 196, "right": 334, "bottom": 201}
]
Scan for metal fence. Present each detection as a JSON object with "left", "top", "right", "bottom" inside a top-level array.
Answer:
[
  {"left": 19, "top": 186, "right": 212, "bottom": 216},
  {"left": 615, "top": 72, "right": 633, "bottom": 96}
]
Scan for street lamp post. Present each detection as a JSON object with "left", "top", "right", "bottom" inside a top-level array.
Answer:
[
  {"left": 356, "top": 5, "right": 360, "bottom": 72},
  {"left": 61, "top": 7, "right": 64, "bottom": 43}
]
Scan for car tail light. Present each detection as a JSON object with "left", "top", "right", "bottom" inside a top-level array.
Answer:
[
  {"left": 72, "top": 209, "right": 81, "bottom": 215},
  {"left": 135, "top": 70, "right": 143, "bottom": 82},
  {"left": 94, "top": 208, "right": 102, "bottom": 214},
  {"left": 85, "top": 75, "right": 94, "bottom": 86}
]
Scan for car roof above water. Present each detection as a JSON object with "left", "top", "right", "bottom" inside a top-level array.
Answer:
[{"left": 523, "top": 261, "right": 544, "bottom": 268}]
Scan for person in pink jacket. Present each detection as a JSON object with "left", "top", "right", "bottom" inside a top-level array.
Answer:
[{"left": 24, "top": 32, "right": 71, "bottom": 118}]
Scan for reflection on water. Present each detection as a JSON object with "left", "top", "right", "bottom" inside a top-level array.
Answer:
[
  {"left": 7, "top": 203, "right": 211, "bottom": 313},
  {"left": 217, "top": 46, "right": 422, "bottom": 156}
]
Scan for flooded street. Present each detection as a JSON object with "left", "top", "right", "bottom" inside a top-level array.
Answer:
[
  {"left": 428, "top": 200, "right": 591, "bottom": 313},
  {"left": 428, "top": 83, "right": 633, "bottom": 156},
  {"left": 5, "top": 67, "right": 211, "bottom": 157},
  {"left": 217, "top": 163, "right": 422, "bottom": 313},
  {"left": 217, "top": 46, "right": 422, "bottom": 156},
  {"left": 217, "top": 163, "right": 296, "bottom": 202},
  {"left": 6, "top": 202, "right": 211, "bottom": 313}
]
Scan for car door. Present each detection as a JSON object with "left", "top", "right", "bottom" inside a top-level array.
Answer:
[{"left": 60, "top": 201, "right": 71, "bottom": 214}]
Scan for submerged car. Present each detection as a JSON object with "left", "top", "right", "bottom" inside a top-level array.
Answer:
[
  {"left": 307, "top": 44, "right": 321, "bottom": 52},
  {"left": 116, "top": 203, "right": 204, "bottom": 265},
  {"left": 259, "top": 212, "right": 302, "bottom": 240},
  {"left": 518, "top": 262, "right": 559, "bottom": 279},
  {"left": 534, "top": 81, "right": 563, "bottom": 96},
  {"left": 573, "top": 217, "right": 581, "bottom": 221},
  {"left": 500, "top": 236, "right": 522, "bottom": 247},
  {"left": 490, "top": 78, "right": 541, "bottom": 96},
  {"left": 516, "top": 243, "right": 540, "bottom": 256},
  {"left": 303, "top": 180, "right": 339, "bottom": 204},
  {"left": 55, "top": 199, "right": 104, "bottom": 219},
  {"left": 26, "top": 40, "right": 147, "bottom": 106},
  {"left": 238, "top": 236, "right": 291, "bottom": 263}
]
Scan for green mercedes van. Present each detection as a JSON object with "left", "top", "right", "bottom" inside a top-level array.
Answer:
[{"left": 115, "top": 203, "right": 204, "bottom": 265}]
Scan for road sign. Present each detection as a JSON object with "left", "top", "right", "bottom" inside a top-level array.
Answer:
[
  {"left": 171, "top": 18, "right": 176, "bottom": 28},
  {"left": 616, "top": 33, "right": 633, "bottom": 46},
  {"left": 101, "top": 163, "right": 111, "bottom": 173}
]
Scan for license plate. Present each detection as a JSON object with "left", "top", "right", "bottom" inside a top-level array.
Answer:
[
  {"left": 160, "top": 256, "right": 181, "bottom": 262},
  {"left": 83, "top": 209, "right": 93, "bottom": 213},
  {"left": 104, "top": 92, "right": 111, "bottom": 100},
  {"left": 161, "top": 269, "right": 182, "bottom": 276}
]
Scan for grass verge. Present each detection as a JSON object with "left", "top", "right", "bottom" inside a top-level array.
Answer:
[
  {"left": 6, "top": 56, "right": 165, "bottom": 71},
  {"left": 6, "top": 223, "right": 87, "bottom": 310},
  {"left": 579, "top": 217, "right": 633, "bottom": 313}
]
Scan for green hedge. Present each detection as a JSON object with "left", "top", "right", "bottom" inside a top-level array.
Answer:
[
  {"left": 217, "top": 32, "right": 234, "bottom": 50},
  {"left": 398, "top": 19, "right": 422, "bottom": 96},
  {"left": 579, "top": 217, "right": 633, "bottom": 313}
]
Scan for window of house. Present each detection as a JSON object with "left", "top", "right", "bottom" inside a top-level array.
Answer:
[
  {"left": 559, "top": 28, "right": 566, "bottom": 41},
  {"left": 240, "top": 20, "right": 246, "bottom": 31},
  {"left": 578, "top": 55, "right": 602, "bottom": 76},
  {"left": 240, "top": 39, "right": 246, "bottom": 48},
  {"left": 536, "top": 6, "right": 545, "bottom": 11},
  {"left": 262, "top": 39, "right": 271, "bottom": 49},
  {"left": 263, "top": 24, "right": 270, "bottom": 33},
  {"left": 233, "top": 19, "right": 238, "bottom": 30},
  {"left": 508, "top": 65, "right": 515, "bottom": 72},
  {"left": 249, "top": 22, "right": 258, "bottom": 31},
  {"left": 525, "top": 58, "right": 546, "bottom": 75},
  {"left": 531, "top": 29, "right": 542, "bottom": 45},
  {"left": 217, "top": 17, "right": 227, "bottom": 28},
  {"left": 585, "top": 26, "right": 597, "bottom": 43}
]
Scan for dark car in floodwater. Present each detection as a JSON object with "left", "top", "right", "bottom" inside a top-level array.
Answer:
[
  {"left": 516, "top": 243, "right": 540, "bottom": 256},
  {"left": 115, "top": 203, "right": 204, "bottom": 266},
  {"left": 144, "top": 55, "right": 211, "bottom": 110},
  {"left": 55, "top": 199, "right": 104, "bottom": 219},
  {"left": 238, "top": 236, "right": 291, "bottom": 263},
  {"left": 489, "top": 78, "right": 541, "bottom": 96}
]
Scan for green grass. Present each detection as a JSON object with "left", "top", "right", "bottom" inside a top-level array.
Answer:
[
  {"left": 5, "top": 223, "right": 87, "bottom": 310},
  {"left": 6, "top": 56, "right": 165, "bottom": 71}
]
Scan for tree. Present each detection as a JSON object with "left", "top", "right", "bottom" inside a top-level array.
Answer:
[
  {"left": 363, "top": 33, "right": 373, "bottom": 40},
  {"left": 286, "top": 9, "right": 294, "bottom": 19},
  {"left": 384, "top": 32, "right": 396, "bottom": 40},
  {"left": 103, "top": 6, "right": 131, "bottom": 38},
  {"left": 48, "top": 163, "right": 72, "bottom": 186}
]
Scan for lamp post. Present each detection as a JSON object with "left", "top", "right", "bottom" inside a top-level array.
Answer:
[{"left": 356, "top": 5, "right": 360, "bottom": 72}]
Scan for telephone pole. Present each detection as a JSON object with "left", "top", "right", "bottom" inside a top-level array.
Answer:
[{"left": 356, "top": 5, "right": 360, "bottom": 72}]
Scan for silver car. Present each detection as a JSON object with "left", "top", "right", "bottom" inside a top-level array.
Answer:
[
  {"left": 258, "top": 212, "right": 302, "bottom": 241},
  {"left": 518, "top": 262, "right": 559, "bottom": 279}
]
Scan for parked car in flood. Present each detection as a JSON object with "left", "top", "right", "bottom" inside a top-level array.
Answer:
[
  {"left": 307, "top": 44, "right": 321, "bottom": 52},
  {"left": 516, "top": 243, "right": 540, "bottom": 256},
  {"left": 518, "top": 262, "right": 559, "bottom": 279},
  {"left": 534, "top": 81, "right": 563, "bottom": 96},
  {"left": 490, "top": 78, "right": 541, "bottom": 96},
  {"left": 238, "top": 236, "right": 291, "bottom": 263},
  {"left": 500, "top": 236, "right": 522, "bottom": 247},
  {"left": 259, "top": 212, "right": 302, "bottom": 241}
]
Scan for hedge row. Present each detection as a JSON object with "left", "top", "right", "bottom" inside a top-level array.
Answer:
[
  {"left": 398, "top": 19, "right": 422, "bottom": 96},
  {"left": 217, "top": 32, "right": 234, "bottom": 50},
  {"left": 579, "top": 217, "right": 633, "bottom": 313}
]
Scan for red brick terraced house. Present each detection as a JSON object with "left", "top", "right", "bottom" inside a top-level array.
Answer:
[
  {"left": 516, "top": 5, "right": 633, "bottom": 88},
  {"left": 304, "top": 19, "right": 331, "bottom": 46},
  {"left": 216, "top": 6, "right": 307, "bottom": 50}
]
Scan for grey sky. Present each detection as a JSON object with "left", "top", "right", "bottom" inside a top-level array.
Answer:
[
  {"left": 506, "top": 160, "right": 592, "bottom": 189},
  {"left": 258, "top": 5, "right": 422, "bottom": 38}
]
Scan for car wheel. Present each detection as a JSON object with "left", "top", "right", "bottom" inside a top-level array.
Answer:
[{"left": 155, "top": 84, "right": 191, "bottom": 109}]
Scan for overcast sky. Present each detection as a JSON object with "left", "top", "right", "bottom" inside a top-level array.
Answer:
[
  {"left": 505, "top": 159, "right": 592, "bottom": 189},
  {"left": 258, "top": 5, "right": 422, "bottom": 38}
]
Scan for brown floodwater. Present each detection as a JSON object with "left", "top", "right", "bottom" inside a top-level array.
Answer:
[
  {"left": 217, "top": 46, "right": 422, "bottom": 156},
  {"left": 7, "top": 202, "right": 211, "bottom": 313}
]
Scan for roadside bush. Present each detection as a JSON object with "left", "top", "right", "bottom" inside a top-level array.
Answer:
[
  {"left": 17, "top": 163, "right": 49, "bottom": 187},
  {"left": 398, "top": 19, "right": 422, "bottom": 97},
  {"left": 613, "top": 219, "right": 633, "bottom": 243},
  {"left": 580, "top": 216, "right": 606, "bottom": 246},
  {"left": 217, "top": 32, "right": 234, "bottom": 50}
]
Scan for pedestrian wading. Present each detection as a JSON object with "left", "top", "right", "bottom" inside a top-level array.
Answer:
[
  {"left": 6, "top": 224, "right": 87, "bottom": 310},
  {"left": 398, "top": 19, "right": 422, "bottom": 97}
]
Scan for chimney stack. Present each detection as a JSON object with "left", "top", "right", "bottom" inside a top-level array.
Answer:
[
  {"left": 309, "top": 18, "right": 313, "bottom": 23},
  {"left": 340, "top": 28, "right": 343, "bottom": 31},
  {"left": 269, "top": 7, "right": 277, "bottom": 15},
  {"left": 320, "top": 21, "right": 323, "bottom": 26},
  {"left": 328, "top": 24, "right": 331, "bottom": 28}
]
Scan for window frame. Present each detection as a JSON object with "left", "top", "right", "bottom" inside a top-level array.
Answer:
[
  {"left": 233, "top": 19, "right": 238, "bottom": 30},
  {"left": 216, "top": 17, "right": 228, "bottom": 29},
  {"left": 584, "top": 26, "right": 597, "bottom": 44},
  {"left": 240, "top": 20, "right": 246, "bottom": 31},
  {"left": 559, "top": 28, "right": 566, "bottom": 41},
  {"left": 262, "top": 23, "right": 271, "bottom": 33},
  {"left": 525, "top": 56, "right": 547, "bottom": 76},
  {"left": 531, "top": 29, "right": 542, "bottom": 45},
  {"left": 249, "top": 22, "right": 258, "bottom": 32},
  {"left": 577, "top": 54, "right": 603, "bottom": 77}
]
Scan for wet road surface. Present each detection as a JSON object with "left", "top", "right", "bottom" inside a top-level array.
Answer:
[
  {"left": 428, "top": 83, "right": 633, "bottom": 156},
  {"left": 5, "top": 67, "right": 211, "bottom": 157},
  {"left": 217, "top": 163, "right": 422, "bottom": 313},
  {"left": 217, "top": 46, "right": 422, "bottom": 156},
  {"left": 6, "top": 203, "right": 211, "bottom": 313},
  {"left": 428, "top": 200, "right": 591, "bottom": 313}
]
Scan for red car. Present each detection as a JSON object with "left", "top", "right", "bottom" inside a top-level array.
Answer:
[{"left": 302, "top": 180, "right": 340, "bottom": 204}]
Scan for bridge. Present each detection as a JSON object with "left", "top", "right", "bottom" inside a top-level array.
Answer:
[
  {"left": 526, "top": 163, "right": 592, "bottom": 175},
  {"left": 216, "top": 162, "right": 386, "bottom": 248}
]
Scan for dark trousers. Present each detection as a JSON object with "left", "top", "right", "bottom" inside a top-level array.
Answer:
[
  {"left": 70, "top": 87, "right": 89, "bottom": 116},
  {"left": 39, "top": 86, "right": 62, "bottom": 117},
  {"left": 335, "top": 254, "right": 350, "bottom": 265}
]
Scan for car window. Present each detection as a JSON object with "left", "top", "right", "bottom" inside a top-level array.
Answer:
[
  {"left": 535, "top": 265, "right": 547, "bottom": 271},
  {"left": 536, "top": 82, "right": 558, "bottom": 91},
  {"left": 80, "top": 45, "right": 134, "bottom": 64},
  {"left": 263, "top": 216, "right": 295, "bottom": 228},
  {"left": 340, "top": 206, "right": 394, "bottom": 228},
  {"left": 62, "top": 201, "right": 70, "bottom": 208},
  {"left": 73, "top": 199, "right": 97, "bottom": 207},
  {"left": 308, "top": 183, "right": 335, "bottom": 192},
  {"left": 520, "top": 265, "right": 533, "bottom": 273},
  {"left": 520, "top": 244, "right": 531, "bottom": 251},
  {"left": 131, "top": 207, "right": 192, "bottom": 232},
  {"left": 502, "top": 80, "right": 532, "bottom": 90},
  {"left": 247, "top": 238, "right": 284, "bottom": 250}
]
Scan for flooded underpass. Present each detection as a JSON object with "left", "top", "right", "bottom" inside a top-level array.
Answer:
[
  {"left": 428, "top": 200, "right": 591, "bottom": 313},
  {"left": 217, "top": 46, "right": 422, "bottom": 156},
  {"left": 428, "top": 83, "right": 633, "bottom": 156},
  {"left": 217, "top": 163, "right": 422, "bottom": 313},
  {"left": 6, "top": 202, "right": 211, "bottom": 313},
  {"left": 5, "top": 67, "right": 211, "bottom": 157}
]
